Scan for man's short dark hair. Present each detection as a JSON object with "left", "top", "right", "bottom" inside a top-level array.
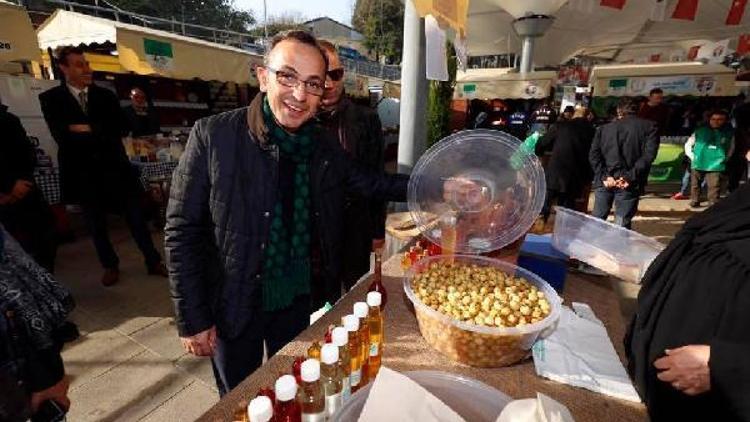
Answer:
[
  {"left": 649, "top": 88, "right": 664, "bottom": 96},
  {"left": 55, "top": 46, "right": 85, "bottom": 66},
  {"left": 265, "top": 30, "right": 329, "bottom": 70},
  {"left": 710, "top": 109, "right": 729, "bottom": 118},
  {"left": 617, "top": 97, "right": 638, "bottom": 116}
]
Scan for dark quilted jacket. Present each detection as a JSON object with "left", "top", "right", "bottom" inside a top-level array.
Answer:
[{"left": 165, "top": 95, "right": 408, "bottom": 338}]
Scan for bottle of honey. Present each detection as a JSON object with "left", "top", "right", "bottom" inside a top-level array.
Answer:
[
  {"left": 331, "top": 327, "right": 352, "bottom": 402},
  {"left": 366, "top": 292, "right": 384, "bottom": 379},
  {"left": 353, "top": 302, "right": 371, "bottom": 387},
  {"left": 307, "top": 341, "right": 321, "bottom": 360},
  {"left": 297, "top": 359, "right": 325, "bottom": 422},
  {"left": 343, "top": 315, "right": 362, "bottom": 392}
]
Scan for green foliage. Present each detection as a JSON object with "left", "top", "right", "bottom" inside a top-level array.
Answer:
[
  {"left": 249, "top": 12, "right": 306, "bottom": 38},
  {"left": 352, "top": 0, "right": 404, "bottom": 64},
  {"left": 108, "top": 0, "right": 255, "bottom": 32},
  {"left": 427, "top": 44, "right": 457, "bottom": 147}
]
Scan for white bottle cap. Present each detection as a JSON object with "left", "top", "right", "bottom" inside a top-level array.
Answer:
[
  {"left": 343, "top": 314, "right": 359, "bottom": 332},
  {"left": 320, "top": 343, "right": 339, "bottom": 364},
  {"left": 301, "top": 358, "right": 321, "bottom": 382},
  {"left": 331, "top": 327, "right": 348, "bottom": 347},
  {"left": 367, "top": 291, "right": 382, "bottom": 307},
  {"left": 353, "top": 302, "right": 369, "bottom": 318},
  {"left": 275, "top": 374, "right": 298, "bottom": 402},
  {"left": 247, "top": 395, "right": 273, "bottom": 422}
]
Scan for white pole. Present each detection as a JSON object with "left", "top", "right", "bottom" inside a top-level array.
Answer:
[{"left": 396, "top": 0, "right": 428, "bottom": 174}]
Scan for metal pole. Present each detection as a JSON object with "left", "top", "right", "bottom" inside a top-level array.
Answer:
[
  {"left": 396, "top": 0, "right": 428, "bottom": 174},
  {"left": 263, "top": 0, "right": 268, "bottom": 42},
  {"left": 520, "top": 37, "right": 534, "bottom": 73}
]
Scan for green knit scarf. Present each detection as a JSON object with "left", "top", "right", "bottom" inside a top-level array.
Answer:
[{"left": 261, "top": 97, "right": 317, "bottom": 311}]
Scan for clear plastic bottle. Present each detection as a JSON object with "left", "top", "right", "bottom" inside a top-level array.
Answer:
[
  {"left": 331, "top": 327, "right": 352, "bottom": 402},
  {"left": 366, "top": 291, "right": 384, "bottom": 379},
  {"left": 353, "top": 302, "right": 371, "bottom": 388},
  {"left": 320, "top": 344, "right": 344, "bottom": 418},
  {"left": 247, "top": 395, "right": 274, "bottom": 422},
  {"left": 274, "top": 375, "right": 301, "bottom": 422},
  {"left": 297, "top": 359, "right": 325, "bottom": 422},
  {"left": 343, "top": 314, "right": 363, "bottom": 392}
]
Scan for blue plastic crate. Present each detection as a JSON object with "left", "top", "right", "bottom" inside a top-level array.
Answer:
[{"left": 517, "top": 234, "right": 568, "bottom": 293}]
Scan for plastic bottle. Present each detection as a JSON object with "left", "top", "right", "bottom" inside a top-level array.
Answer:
[
  {"left": 367, "top": 250, "right": 387, "bottom": 308},
  {"left": 353, "top": 302, "right": 371, "bottom": 387},
  {"left": 247, "top": 395, "right": 274, "bottom": 422},
  {"left": 255, "top": 386, "right": 276, "bottom": 404},
  {"left": 366, "top": 291, "right": 384, "bottom": 379},
  {"left": 320, "top": 344, "right": 344, "bottom": 418},
  {"left": 307, "top": 341, "right": 321, "bottom": 360},
  {"left": 343, "top": 314, "right": 363, "bottom": 392},
  {"left": 297, "top": 359, "right": 325, "bottom": 422},
  {"left": 274, "top": 375, "right": 301, "bottom": 422},
  {"left": 331, "top": 327, "right": 352, "bottom": 402}
]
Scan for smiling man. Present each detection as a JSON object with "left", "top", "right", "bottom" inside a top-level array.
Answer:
[{"left": 165, "top": 31, "right": 409, "bottom": 395}]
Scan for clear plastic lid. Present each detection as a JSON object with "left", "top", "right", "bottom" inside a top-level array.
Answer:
[{"left": 408, "top": 129, "right": 546, "bottom": 254}]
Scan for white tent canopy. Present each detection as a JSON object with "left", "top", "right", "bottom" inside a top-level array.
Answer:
[
  {"left": 589, "top": 62, "right": 740, "bottom": 97},
  {"left": 454, "top": 68, "right": 557, "bottom": 99},
  {"left": 37, "top": 10, "right": 263, "bottom": 84},
  {"left": 466, "top": 0, "right": 750, "bottom": 65}
]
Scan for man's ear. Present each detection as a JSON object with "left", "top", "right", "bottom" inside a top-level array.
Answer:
[{"left": 257, "top": 66, "right": 268, "bottom": 93}]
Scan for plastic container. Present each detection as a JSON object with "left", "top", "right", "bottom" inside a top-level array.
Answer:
[
  {"left": 331, "top": 370, "right": 512, "bottom": 422},
  {"left": 404, "top": 255, "right": 562, "bottom": 367},
  {"left": 552, "top": 206, "right": 665, "bottom": 283},
  {"left": 407, "top": 129, "right": 546, "bottom": 254}
]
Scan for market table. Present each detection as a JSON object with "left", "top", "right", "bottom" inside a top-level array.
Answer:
[{"left": 198, "top": 254, "right": 647, "bottom": 422}]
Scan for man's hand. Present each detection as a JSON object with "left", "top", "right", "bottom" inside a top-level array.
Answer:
[
  {"left": 9, "top": 180, "right": 33, "bottom": 203},
  {"left": 30, "top": 376, "right": 70, "bottom": 413},
  {"left": 603, "top": 177, "right": 617, "bottom": 189},
  {"left": 654, "top": 345, "right": 711, "bottom": 396},
  {"left": 180, "top": 326, "right": 217, "bottom": 357},
  {"left": 68, "top": 124, "right": 92, "bottom": 133},
  {"left": 614, "top": 178, "right": 630, "bottom": 190},
  {"left": 372, "top": 238, "right": 385, "bottom": 252}
]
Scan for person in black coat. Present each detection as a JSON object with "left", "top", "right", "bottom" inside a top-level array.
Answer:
[
  {"left": 626, "top": 183, "right": 750, "bottom": 421},
  {"left": 122, "top": 87, "right": 161, "bottom": 137},
  {"left": 589, "top": 98, "right": 659, "bottom": 229},
  {"left": 0, "top": 104, "right": 57, "bottom": 272},
  {"left": 535, "top": 107, "right": 595, "bottom": 221},
  {"left": 39, "top": 47, "right": 167, "bottom": 287},
  {"left": 165, "top": 31, "right": 409, "bottom": 396},
  {"left": 317, "top": 41, "right": 387, "bottom": 292}
]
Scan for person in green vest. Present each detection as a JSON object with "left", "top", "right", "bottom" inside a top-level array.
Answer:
[{"left": 684, "top": 109, "right": 735, "bottom": 208}]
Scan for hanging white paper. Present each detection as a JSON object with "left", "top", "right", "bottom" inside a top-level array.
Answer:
[{"left": 425, "top": 14, "right": 449, "bottom": 82}]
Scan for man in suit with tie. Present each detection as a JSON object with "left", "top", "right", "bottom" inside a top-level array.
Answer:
[{"left": 39, "top": 46, "right": 167, "bottom": 286}]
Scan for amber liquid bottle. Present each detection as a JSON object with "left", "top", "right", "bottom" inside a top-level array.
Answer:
[
  {"left": 297, "top": 359, "right": 325, "bottom": 422},
  {"left": 367, "top": 250, "right": 388, "bottom": 308},
  {"left": 343, "top": 315, "right": 363, "bottom": 392},
  {"left": 353, "top": 302, "right": 371, "bottom": 387},
  {"left": 366, "top": 291, "right": 384, "bottom": 379}
]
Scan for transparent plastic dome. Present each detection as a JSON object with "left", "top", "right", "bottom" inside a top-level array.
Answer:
[{"left": 407, "top": 129, "right": 546, "bottom": 254}]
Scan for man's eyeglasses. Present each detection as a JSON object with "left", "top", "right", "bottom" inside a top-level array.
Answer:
[
  {"left": 327, "top": 68, "right": 345, "bottom": 82},
  {"left": 265, "top": 65, "right": 325, "bottom": 97}
]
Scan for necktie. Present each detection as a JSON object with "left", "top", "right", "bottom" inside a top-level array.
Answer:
[{"left": 78, "top": 90, "right": 88, "bottom": 115}]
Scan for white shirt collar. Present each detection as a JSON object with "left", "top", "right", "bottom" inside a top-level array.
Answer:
[{"left": 67, "top": 83, "right": 88, "bottom": 100}]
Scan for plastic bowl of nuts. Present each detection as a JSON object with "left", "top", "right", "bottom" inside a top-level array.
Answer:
[{"left": 404, "top": 254, "right": 562, "bottom": 367}]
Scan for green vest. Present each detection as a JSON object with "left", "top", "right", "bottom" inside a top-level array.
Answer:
[{"left": 692, "top": 126, "right": 733, "bottom": 172}]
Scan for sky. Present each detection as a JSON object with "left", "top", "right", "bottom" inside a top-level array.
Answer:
[{"left": 234, "top": 0, "right": 356, "bottom": 26}]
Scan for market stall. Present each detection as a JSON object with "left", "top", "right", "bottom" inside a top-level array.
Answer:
[
  {"left": 589, "top": 62, "right": 740, "bottom": 182},
  {"left": 0, "top": 0, "right": 42, "bottom": 76},
  {"left": 451, "top": 68, "right": 557, "bottom": 136},
  {"left": 199, "top": 253, "right": 646, "bottom": 421}
]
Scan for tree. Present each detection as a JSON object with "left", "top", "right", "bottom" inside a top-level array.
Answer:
[
  {"left": 107, "top": 0, "right": 255, "bottom": 33},
  {"left": 249, "top": 12, "right": 307, "bottom": 38},
  {"left": 426, "top": 44, "right": 457, "bottom": 147},
  {"left": 352, "top": 0, "right": 403, "bottom": 64}
]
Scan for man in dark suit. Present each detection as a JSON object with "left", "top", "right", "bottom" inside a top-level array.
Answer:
[
  {"left": 0, "top": 103, "right": 57, "bottom": 272},
  {"left": 317, "top": 40, "right": 386, "bottom": 292},
  {"left": 39, "top": 46, "right": 167, "bottom": 286},
  {"left": 589, "top": 98, "right": 659, "bottom": 229}
]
